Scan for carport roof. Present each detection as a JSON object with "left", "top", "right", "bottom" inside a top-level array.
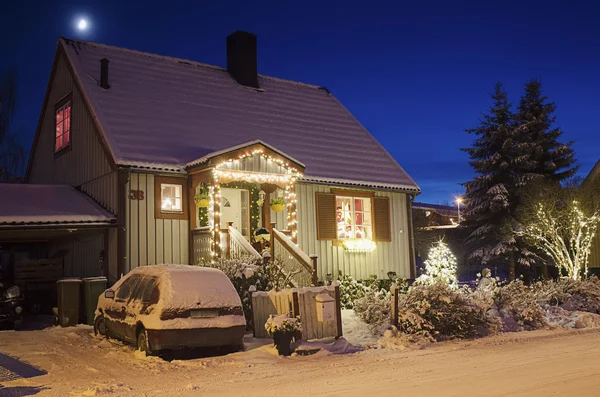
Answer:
[{"left": 0, "top": 184, "right": 116, "bottom": 227}]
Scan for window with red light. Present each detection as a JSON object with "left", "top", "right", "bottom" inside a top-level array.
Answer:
[{"left": 55, "top": 101, "right": 71, "bottom": 152}]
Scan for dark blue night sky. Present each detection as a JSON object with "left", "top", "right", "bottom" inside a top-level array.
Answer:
[{"left": 2, "top": 0, "right": 599, "bottom": 203}]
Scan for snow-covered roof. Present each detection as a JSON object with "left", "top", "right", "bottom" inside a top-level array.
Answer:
[
  {"left": 60, "top": 38, "right": 419, "bottom": 191},
  {"left": 0, "top": 184, "right": 116, "bottom": 226},
  {"left": 412, "top": 202, "right": 457, "bottom": 218}
]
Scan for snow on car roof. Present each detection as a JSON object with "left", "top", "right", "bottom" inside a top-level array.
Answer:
[{"left": 130, "top": 264, "right": 241, "bottom": 309}]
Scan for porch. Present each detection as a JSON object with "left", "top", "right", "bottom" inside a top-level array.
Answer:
[{"left": 186, "top": 141, "right": 318, "bottom": 287}]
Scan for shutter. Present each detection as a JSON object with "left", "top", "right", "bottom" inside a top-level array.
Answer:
[
  {"left": 315, "top": 192, "right": 337, "bottom": 240},
  {"left": 373, "top": 196, "right": 391, "bottom": 242}
]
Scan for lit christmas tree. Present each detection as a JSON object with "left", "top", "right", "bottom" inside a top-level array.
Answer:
[{"left": 415, "top": 241, "right": 458, "bottom": 288}]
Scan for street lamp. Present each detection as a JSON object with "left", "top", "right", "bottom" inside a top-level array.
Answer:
[{"left": 455, "top": 197, "right": 463, "bottom": 224}]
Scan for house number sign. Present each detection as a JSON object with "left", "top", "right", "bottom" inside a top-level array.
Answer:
[{"left": 129, "top": 190, "right": 145, "bottom": 200}]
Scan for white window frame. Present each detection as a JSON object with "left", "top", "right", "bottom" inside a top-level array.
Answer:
[
  {"left": 336, "top": 195, "right": 373, "bottom": 240},
  {"left": 160, "top": 183, "right": 183, "bottom": 213}
]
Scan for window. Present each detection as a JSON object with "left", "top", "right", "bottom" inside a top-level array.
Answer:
[
  {"left": 336, "top": 196, "right": 372, "bottom": 239},
  {"left": 130, "top": 276, "right": 159, "bottom": 303},
  {"left": 55, "top": 100, "right": 72, "bottom": 152},
  {"left": 116, "top": 275, "right": 143, "bottom": 300},
  {"left": 154, "top": 176, "right": 188, "bottom": 220},
  {"left": 161, "top": 183, "right": 183, "bottom": 213}
]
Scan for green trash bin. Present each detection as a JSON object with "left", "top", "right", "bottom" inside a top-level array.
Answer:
[
  {"left": 57, "top": 278, "right": 83, "bottom": 327},
  {"left": 82, "top": 277, "right": 108, "bottom": 325}
]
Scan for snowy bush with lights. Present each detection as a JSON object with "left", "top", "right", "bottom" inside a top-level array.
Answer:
[{"left": 415, "top": 241, "right": 458, "bottom": 288}]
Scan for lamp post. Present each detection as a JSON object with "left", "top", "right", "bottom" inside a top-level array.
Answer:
[{"left": 455, "top": 197, "right": 463, "bottom": 224}]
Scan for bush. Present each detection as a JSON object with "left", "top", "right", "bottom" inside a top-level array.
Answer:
[
  {"left": 396, "top": 283, "right": 494, "bottom": 341},
  {"left": 353, "top": 287, "right": 392, "bottom": 335},
  {"left": 532, "top": 276, "right": 600, "bottom": 314},
  {"left": 494, "top": 280, "right": 547, "bottom": 331},
  {"left": 337, "top": 271, "right": 408, "bottom": 309}
]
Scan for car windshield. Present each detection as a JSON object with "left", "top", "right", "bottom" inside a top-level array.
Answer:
[{"left": 116, "top": 274, "right": 143, "bottom": 300}]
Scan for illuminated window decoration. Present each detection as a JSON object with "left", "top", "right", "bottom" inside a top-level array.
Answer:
[
  {"left": 55, "top": 101, "right": 72, "bottom": 152},
  {"left": 336, "top": 196, "right": 372, "bottom": 240},
  {"left": 161, "top": 183, "right": 182, "bottom": 213},
  {"left": 342, "top": 239, "right": 377, "bottom": 253}
]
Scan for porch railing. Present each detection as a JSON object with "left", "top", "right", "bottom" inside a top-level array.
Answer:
[
  {"left": 227, "top": 223, "right": 261, "bottom": 261},
  {"left": 270, "top": 224, "right": 318, "bottom": 287},
  {"left": 192, "top": 227, "right": 212, "bottom": 263}
]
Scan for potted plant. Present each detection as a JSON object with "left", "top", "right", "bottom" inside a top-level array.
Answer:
[
  {"left": 270, "top": 198, "right": 286, "bottom": 213},
  {"left": 265, "top": 314, "right": 302, "bottom": 356},
  {"left": 194, "top": 186, "right": 210, "bottom": 208}
]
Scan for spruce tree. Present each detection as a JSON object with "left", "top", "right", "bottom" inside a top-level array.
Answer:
[
  {"left": 462, "top": 83, "right": 523, "bottom": 279},
  {"left": 515, "top": 80, "right": 577, "bottom": 182}
]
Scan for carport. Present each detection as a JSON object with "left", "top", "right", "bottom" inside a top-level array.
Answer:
[{"left": 0, "top": 184, "right": 116, "bottom": 312}]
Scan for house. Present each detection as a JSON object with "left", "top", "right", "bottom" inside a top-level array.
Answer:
[
  {"left": 1, "top": 31, "right": 420, "bottom": 290},
  {"left": 583, "top": 160, "right": 600, "bottom": 276}
]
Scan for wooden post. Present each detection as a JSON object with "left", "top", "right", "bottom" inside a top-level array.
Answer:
[
  {"left": 270, "top": 222, "right": 276, "bottom": 262},
  {"left": 390, "top": 283, "right": 399, "bottom": 327},
  {"left": 333, "top": 280, "right": 343, "bottom": 339},
  {"left": 249, "top": 285, "right": 256, "bottom": 337},
  {"left": 291, "top": 290, "right": 300, "bottom": 317},
  {"left": 226, "top": 221, "right": 233, "bottom": 258},
  {"left": 310, "top": 255, "right": 318, "bottom": 286}
]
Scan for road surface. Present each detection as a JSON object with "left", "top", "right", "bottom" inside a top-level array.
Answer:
[{"left": 0, "top": 325, "right": 599, "bottom": 396}]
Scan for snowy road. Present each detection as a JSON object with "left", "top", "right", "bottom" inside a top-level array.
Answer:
[{"left": 1, "top": 326, "right": 600, "bottom": 396}]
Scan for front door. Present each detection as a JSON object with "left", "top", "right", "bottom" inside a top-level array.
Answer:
[{"left": 220, "top": 188, "right": 250, "bottom": 240}]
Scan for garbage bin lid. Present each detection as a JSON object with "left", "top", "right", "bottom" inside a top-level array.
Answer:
[
  {"left": 82, "top": 277, "right": 107, "bottom": 282},
  {"left": 56, "top": 278, "right": 83, "bottom": 283}
]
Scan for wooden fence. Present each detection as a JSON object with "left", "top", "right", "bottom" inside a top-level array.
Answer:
[{"left": 250, "top": 283, "right": 343, "bottom": 340}]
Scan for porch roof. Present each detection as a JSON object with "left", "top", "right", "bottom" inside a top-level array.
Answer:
[{"left": 0, "top": 184, "right": 116, "bottom": 228}]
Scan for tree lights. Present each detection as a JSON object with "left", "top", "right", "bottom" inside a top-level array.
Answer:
[{"left": 517, "top": 200, "right": 600, "bottom": 281}]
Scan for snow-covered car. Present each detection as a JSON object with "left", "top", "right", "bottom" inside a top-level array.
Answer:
[{"left": 94, "top": 264, "right": 246, "bottom": 354}]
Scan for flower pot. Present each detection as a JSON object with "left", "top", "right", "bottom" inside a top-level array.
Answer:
[
  {"left": 273, "top": 331, "right": 294, "bottom": 356},
  {"left": 271, "top": 203, "right": 286, "bottom": 213},
  {"left": 195, "top": 198, "right": 210, "bottom": 208}
]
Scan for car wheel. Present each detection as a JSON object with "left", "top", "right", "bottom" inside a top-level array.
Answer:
[
  {"left": 94, "top": 315, "right": 107, "bottom": 337},
  {"left": 13, "top": 318, "right": 22, "bottom": 331},
  {"left": 137, "top": 328, "right": 153, "bottom": 355}
]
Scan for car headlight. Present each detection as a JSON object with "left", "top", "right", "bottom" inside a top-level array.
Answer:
[{"left": 6, "top": 286, "right": 20, "bottom": 299}]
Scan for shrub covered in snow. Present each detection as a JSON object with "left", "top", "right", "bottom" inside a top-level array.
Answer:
[
  {"left": 265, "top": 314, "right": 302, "bottom": 336},
  {"left": 337, "top": 272, "right": 369, "bottom": 309},
  {"left": 414, "top": 241, "right": 458, "bottom": 288},
  {"left": 494, "top": 280, "right": 547, "bottom": 331},
  {"left": 337, "top": 271, "right": 407, "bottom": 310},
  {"left": 353, "top": 287, "right": 392, "bottom": 335},
  {"left": 396, "top": 283, "right": 495, "bottom": 341},
  {"left": 532, "top": 276, "right": 600, "bottom": 314}
]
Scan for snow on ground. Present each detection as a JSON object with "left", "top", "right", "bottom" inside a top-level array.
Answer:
[
  {"left": 340, "top": 309, "right": 379, "bottom": 346},
  {"left": 2, "top": 323, "right": 600, "bottom": 396}
]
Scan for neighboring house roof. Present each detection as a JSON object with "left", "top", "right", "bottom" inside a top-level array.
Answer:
[
  {"left": 412, "top": 202, "right": 458, "bottom": 218},
  {"left": 0, "top": 184, "right": 116, "bottom": 227},
  {"left": 58, "top": 38, "right": 419, "bottom": 192},
  {"left": 583, "top": 159, "right": 600, "bottom": 186}
]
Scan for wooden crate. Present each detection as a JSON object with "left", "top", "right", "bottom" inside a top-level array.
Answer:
[{"left": 14, "top": 258, "right": 64, "bottom": 289}]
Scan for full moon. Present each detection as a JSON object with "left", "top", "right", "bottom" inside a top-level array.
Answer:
[{"left": 78, "top": 19, "right": 87, "bottom": 30}]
